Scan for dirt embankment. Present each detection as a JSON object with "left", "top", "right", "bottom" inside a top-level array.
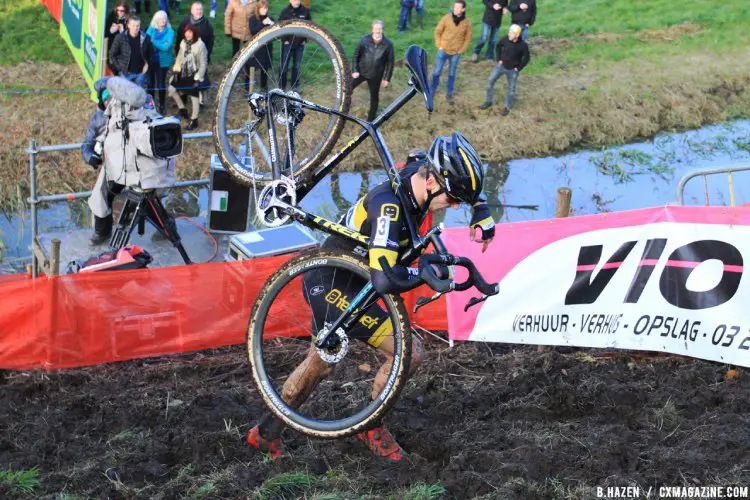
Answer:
[
  {"left": 1, "top": 45, "right": 750, "bottom": 212},
  {"left": 1, "top": 342, "right": 748, "bottom": 499}
]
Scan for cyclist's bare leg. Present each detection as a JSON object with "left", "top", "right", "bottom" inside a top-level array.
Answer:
[{"left": 371, "top": 334, "right": 423, "bottom": 400}]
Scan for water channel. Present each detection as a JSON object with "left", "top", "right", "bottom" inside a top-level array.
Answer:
[{"left": 2, "top": 119, "right": 749, "bottom": 274}]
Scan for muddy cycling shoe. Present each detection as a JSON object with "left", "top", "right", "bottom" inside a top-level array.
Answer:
[
  {"left": 356, "top": 425, "right": 406, "bottom": 461},
  {"left": 247, "top": 426, "right": 282, "bottom": 459}
]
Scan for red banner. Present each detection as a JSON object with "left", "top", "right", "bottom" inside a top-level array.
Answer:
[{"left": 0, "top": 256, "right": 447, "bottom": 370}]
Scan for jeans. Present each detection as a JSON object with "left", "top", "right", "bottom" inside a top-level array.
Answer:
[
  {"left": 398, "top": 6, "right": 410, "bottom": 32},
  {"left": 123, "top": 72, "right": 147, "bottom": 89},
  {"left": 280, "top": 44, "right": 305, "bottom": 90},
  {"left": 430, "top": 49, "right": 460, "bottom": 97},
  {"left": 485, "top": 64, "right": 519, "bottom": 109},
  {"left": 158, "top": 0, "right": 169, "bottom": 15},
  {"left": 521, "top": 25, "right": 529, "bottom": 41},
  {"left": 352, "top": 75, "right": 382, "bottom": 122},
  {"left": 210, "top": 0, "right": 227, "bottom": 12},
  {"left": 474, "top": 23, "right": 499, "bottom": 59},
  {"left": 415, "top": 0, "right": 424, "bottom": 15}
]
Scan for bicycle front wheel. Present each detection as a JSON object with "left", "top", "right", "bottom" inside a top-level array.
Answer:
[
  {"left": 247, "top": 249, "right": 412, "bottom": 438},
  {"left": 213, "top": 20, "right": 352, "bottom": 188}
]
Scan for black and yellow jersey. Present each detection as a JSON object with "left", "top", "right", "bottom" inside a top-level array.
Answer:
[{"left": 325, "top": 162, "right": 428, "bottom": 294}]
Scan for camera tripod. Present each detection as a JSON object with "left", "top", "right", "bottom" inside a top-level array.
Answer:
[{"left": 109, "top": 188, "right": 192, "bottom": 265}]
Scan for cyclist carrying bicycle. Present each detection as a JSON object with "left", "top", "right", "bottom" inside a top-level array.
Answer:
[{"left": 248, "top": 131, "right": 497, "bottom": 461}]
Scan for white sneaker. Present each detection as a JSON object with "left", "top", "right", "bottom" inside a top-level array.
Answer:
[{"left": 209, "top": 9, "right": 216, "bottom": 18}]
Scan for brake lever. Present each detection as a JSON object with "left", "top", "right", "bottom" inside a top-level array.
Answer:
[
  {"left": 414, "top": 291, "right": 444, "bottom": 314},
  {"left": 464, "top": 295, "right": 490, "bottom": 312}
]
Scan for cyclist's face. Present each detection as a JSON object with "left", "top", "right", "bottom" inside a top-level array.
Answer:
[{"left": 426, "top": 177, "right": 460, "bottom": 212}]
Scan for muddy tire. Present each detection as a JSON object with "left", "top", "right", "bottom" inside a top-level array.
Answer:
[
  {"left": 213, "top": 20, "right": 352, "bottom": 188},
  {"left": 247, "top": 249, "right": 412, "bottom": 438}
]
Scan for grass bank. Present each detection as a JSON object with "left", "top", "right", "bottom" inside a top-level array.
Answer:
[{"left": 1, "top": 0, "right": 749, "bottom": 212}]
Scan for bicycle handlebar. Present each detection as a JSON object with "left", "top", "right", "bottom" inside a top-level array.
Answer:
[
  {"left": 418, "top": 254, "right": 499, "bottom": 296},
  {"left": 377, "top": 252, "right": 500, "bottom": 311}
]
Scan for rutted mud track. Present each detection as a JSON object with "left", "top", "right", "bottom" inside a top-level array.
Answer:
[{"left": 1, "top": 342, "right": 748, "bottom": 498}]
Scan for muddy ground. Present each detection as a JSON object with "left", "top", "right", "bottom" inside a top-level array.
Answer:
[{"left": 1, "top": 341, "right": 748, "bottom": 499}]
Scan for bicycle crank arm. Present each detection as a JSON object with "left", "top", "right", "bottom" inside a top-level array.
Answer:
[
  {"left": 464, "top": 294, "right": 490, "bottom": 312},
  {"left": 414, "top": 291, "right": 444, "bottom": 314}
]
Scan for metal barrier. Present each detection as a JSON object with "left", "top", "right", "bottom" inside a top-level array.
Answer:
[
  {"left": 26, "top": 129, "right": 242, "bottom": 278},
  {"left": 675, "top": 164, "right": 750, "bottom": 206}
]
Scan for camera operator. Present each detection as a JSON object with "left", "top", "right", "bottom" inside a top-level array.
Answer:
[
  {"left": 84, "top": 77, "right": 181, "bottom": 247},
  {"left": 81, "top": 78, "right": 127, "bottom": 246}
]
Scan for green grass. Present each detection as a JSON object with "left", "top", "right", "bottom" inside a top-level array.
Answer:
[
  {"left": 5, "top": 0, "right": 750, "bottom": 72},
  {"left": 0, "top": 0, "right": 71, "bottom": 64},
  {"left": 0, "top": 466, "right": 42, "bottom": 494}
]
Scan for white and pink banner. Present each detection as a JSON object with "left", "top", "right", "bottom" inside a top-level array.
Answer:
[{"left": 442, "top": 206, "right": 750, "bottom": 368}]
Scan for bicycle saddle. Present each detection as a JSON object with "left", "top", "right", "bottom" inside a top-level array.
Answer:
[{"left": 404, "top": 45, "right": 434, "bottom": 113}]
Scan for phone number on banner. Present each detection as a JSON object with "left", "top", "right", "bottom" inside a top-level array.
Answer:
[{"left": 512, "top": 312, "right": 750, "bottom": 352}]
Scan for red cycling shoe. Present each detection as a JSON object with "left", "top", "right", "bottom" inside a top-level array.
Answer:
[
  {"left": 356, "top": 425, "right": 406, "bottom": 461},
  {"left": 247, "top": 425, "right": 283, "bottom": 459}
]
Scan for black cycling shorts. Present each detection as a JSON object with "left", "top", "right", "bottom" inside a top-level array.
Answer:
[{"left": 301, "top": 265, "right": 393, "bottom": 348}]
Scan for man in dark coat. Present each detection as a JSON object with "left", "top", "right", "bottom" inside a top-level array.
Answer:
[
  {"left": 504, "top": 0, "right": 536, "bottom": 41},
  {"left": 479, "top": 24, "right": 530, "bottom": 115},
  {"left": 351, "top": 20, "right": 394, "bottom": 122},
  {"left": 472, "top": 0, "right": 507, "bottom": 62},
  {"left": 176, "top": 2, "right": 215, "bottom": 62},
  {"left": 278, "top": 0, "right": 311, "bottom": 90},
  {"left": 109, "top": 16, "right": 153, "bottom": 89}
]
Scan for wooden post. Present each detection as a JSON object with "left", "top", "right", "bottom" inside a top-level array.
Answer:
[
  {"left": 539, "top": 187, "right": 572, "bottom": 353},
  {"left": 50, "top": 239, "right": 61, "bottom": 276},
  {"left": 555, "top": 187, "right": 572, "bottom": 218}
]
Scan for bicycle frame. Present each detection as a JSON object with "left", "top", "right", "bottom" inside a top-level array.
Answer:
[{"left": 261, "top": 83, "right": 448, "bottom": 346}]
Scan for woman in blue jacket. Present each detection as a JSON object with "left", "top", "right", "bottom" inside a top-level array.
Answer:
[{"left": 146, "top": 10, "right": 175, "bottom": 115}]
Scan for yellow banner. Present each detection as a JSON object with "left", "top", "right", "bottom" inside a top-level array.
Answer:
[{"left": 60, "top": 0, "right": 107, "bottom": 91}]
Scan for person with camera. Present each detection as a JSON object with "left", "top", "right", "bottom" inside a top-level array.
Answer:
[
  {"left": 109, "top": 16, "right": 154, "bottom": 89},
  {"left": 106, "top": 2, "right": 130, "bottom": 70},
  {"left": 81, "top": 78, "right": 127, "bottom": 246},
  {"left": 169, "top": 25, "right": 208, "bottom": 130}
]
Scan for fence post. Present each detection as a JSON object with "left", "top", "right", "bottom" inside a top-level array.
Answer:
[
  {"left": 27, "top": 139, "right": 39, "bottom": 278},
  {"left": 555, "top": 187, "right": 572, "bottom": 218}
]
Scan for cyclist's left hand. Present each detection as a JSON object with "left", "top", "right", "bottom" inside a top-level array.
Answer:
[{"left": 469, "top": 201, "right": 495, "bottom": 253}]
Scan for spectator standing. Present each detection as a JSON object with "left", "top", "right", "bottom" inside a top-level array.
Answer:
[
  {"left": 247, "top": 1, "right": 275, "bottom": 91},
  {"left": 105, "top": 2, "right": 130, "bottom": 68},
  {"left": 278, "top": 0, "right": 311, "bottom": 91},
  {"left": 225, "top": 0, "right": 255, "bottom": 57},
  {"left": 177, "top": 2, "right": 215, "bottom": 63},
  {"left": 146, "top": 10, "right": 175, "bottom": 114},
  {"left": 472, "top": 0, "right": 506, "bottom": 62},
  {"left": 479, "top": 24, "right": 529, "bottom": 115},
  {"left": 109, "top": 16, "right": 153, "bottom": 89},
  {"left": 133, "top": 0, "right": 151, "bottom": 15},
  {"left": 505, "top": 0, "right": 535, "bottom": 41},
  {"left": 169, "top": 25, "right": 208, "bottom": 130},
  {"left": 397, "top": 0, "right": 413, "bottom": 33},
  {"left": 351, "top": 20, "right": 394, "bottom": 122},
  {"left": 158, "top": 0, "right": 170, "bottom": 17},
  {"left": 430, "top": 0, "right": 471, "bottom": 105}
]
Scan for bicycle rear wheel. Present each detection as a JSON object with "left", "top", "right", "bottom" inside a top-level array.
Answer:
[
  {"left": 213, "top": 20, "right": 352, "bottom": 188},
  {"left": 247, "top": 249, "right": 412, "bottom": 438}
]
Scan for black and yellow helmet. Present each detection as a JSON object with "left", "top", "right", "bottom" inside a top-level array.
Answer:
[{"left": 427, "top": 132, "right": 484, "bottom": 204}]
